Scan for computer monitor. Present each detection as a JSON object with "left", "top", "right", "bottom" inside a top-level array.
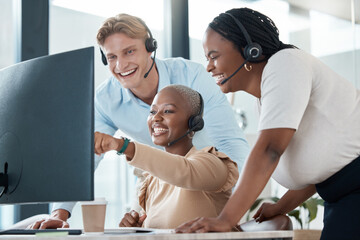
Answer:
[{"left": 0, "top": 47, "right": 94, "bottom": 204}]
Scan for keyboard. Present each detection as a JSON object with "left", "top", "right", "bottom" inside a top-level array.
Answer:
[{"left": 0, "top": 228, "right": 82, "bottom": 235}]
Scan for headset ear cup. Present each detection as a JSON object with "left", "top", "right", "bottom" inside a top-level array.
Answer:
[
  {"left": 244, "top": 43, "right": 262, "bottom": 61},
  {"left": 145, "top": 38, "right": 158, "bottom": 52},
  {"left": 100, "top": 48, "right": 108, "bottom": 65},
  {"left": 193, "top": 117, "right": 204, "bottom": 132},
  {"left": 188, "top": 115, "right": 204, "bottom": 132}
]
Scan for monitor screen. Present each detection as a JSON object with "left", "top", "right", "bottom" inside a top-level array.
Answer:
[{"left": 0, "top": 47, "right": 94, "bottom": 204}]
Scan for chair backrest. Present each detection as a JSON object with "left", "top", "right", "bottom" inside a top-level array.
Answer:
[{"left": 239, "top": 215, "right": 293, "bottom": 232}]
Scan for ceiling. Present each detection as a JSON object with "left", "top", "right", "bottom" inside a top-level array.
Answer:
[{"left": 284, "top": 0, "right": 360, "bottom": 23}]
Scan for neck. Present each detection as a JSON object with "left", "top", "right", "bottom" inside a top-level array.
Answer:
[
  {"left": 244, "top": 76, "right": 261, "bottom": 99},
  {"left": 165, "top": 141, "right": 193, "bottom": 156},
  {"left": 243, "top": 61, "right": 266, "bottom": 99},
  {"left": 130, "top": 65, "right": 159, "bottom": 105}
]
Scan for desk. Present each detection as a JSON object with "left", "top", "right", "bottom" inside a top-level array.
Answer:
[{"left": 0, "top": 230, "right": 293, "bottom": 240}]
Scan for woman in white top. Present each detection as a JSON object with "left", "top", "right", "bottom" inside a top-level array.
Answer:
[{"left": 176, "top": 8, "right": 360, "bottom": 240}]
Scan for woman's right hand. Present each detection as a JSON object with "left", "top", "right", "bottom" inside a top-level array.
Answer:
[
  {"left": 252, "top": 202, "right": 280, "bottom": 223},
  {"left": 119, "top": 210, "right": 147, "bottom": 227},
  {"left": 94, "top": 132, "right": 121, "bottom": 156}
]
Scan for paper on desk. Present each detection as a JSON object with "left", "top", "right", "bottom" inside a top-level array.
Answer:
[
  {"left": 36, "top": 231, "right": 69, "bottom": 237},
  {"left": 105, "top": 227, "right": 174, "bottom": 234}
]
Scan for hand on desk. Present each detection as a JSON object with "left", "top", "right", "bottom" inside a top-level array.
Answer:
[
  {"left": 253, "top": 202, "right": 280, "bottom": 223},
  {"left": 27, "top": 209, "right": 70, "bottom": 229},
  {"left": 119, "top": 210, "right": 147, "bottom": 227},
  {"left": 175, "top": 217, "right": 233, "bottom": 233}
]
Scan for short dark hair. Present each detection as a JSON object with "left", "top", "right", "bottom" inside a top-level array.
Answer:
[{"left": 165, "top": 85, "right": 202, "bottom": 116}]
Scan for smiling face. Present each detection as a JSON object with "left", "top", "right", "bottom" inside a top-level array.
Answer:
[
  {"left": 102, "top": 32, "right": 152, "bottom": 89},
  {"left": 147, "top": 87, "right": 193, "bottom": 151},
  {"left": 202, "top": 28, "right": 249, "bottom": 93}
]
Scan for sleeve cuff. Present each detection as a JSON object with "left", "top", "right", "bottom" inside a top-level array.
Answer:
[{"left": 51, "top": 202, "right": 76, "bottom": 218}]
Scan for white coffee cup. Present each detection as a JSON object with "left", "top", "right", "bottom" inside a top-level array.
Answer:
[{"left": 81, "top": 197, "right": 107, "bottom": 234}]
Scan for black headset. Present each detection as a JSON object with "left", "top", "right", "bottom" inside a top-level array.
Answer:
[
  {"left": 99, "top": 20, "right": 157, "bottom": 66},
  {"left": 188, "top": 92, "right": 204, "bottom": 132},
  {"left": 224, "top": 12, "right": 262, "bottom": 61},
  {"left": 167, "top": 92, "right": 204, "bottom": 147}
]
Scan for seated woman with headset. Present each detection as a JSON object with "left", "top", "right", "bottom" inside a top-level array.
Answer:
[{"left": 94, "top": 84, "right": 239, "bottom": 229}]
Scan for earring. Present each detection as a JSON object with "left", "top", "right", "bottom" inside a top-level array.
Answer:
[
  {"left": 187, "top": 131, "right": 195, "bottom": 139},
  {"left": 245, "top": 63, "right": 252, "bottom": 72}
]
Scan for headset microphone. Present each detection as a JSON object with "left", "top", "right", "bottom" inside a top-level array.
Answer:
[
  {"left": 220, "top": 59, "right": 248, "bottom": 85},
  {"left": 167, "top": 130, "right": 191, "bottom": 147},
  {"left": 144, "top": 50, "right": 156, "bottom": 78}
]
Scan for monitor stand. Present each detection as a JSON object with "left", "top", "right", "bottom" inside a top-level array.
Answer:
[{"left": 0, "top": 132, "right": 22, "bottom": 199}]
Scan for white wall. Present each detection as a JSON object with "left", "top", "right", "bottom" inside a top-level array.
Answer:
[
  {"left": 0, "top": 0, "right": 15, "bottom": 229},
  {"left": 320, "top": 50, "right": 360, "bottom": 89},
  {"left": 0, "top": 0, "right": 15, "bottom": 68},
  {"left": 49, "top": 6, "right": 111, "bottom": 89}
]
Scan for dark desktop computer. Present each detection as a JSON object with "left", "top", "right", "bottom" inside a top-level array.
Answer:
[{"left": 0, "top": 47, "right": 94, "bottom": 205}]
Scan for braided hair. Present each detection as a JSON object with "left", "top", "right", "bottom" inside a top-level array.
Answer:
[{"left": 209, "top": 8, "right": 296, "bottom": 62}]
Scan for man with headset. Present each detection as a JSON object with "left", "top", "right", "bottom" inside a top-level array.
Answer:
[{"left": 28, "top": 13, "right": 249, "bottom": 229}]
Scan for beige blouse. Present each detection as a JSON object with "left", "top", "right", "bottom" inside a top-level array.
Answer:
[{"left": 127, "top": 142, "right": 239, "bottom": 229}]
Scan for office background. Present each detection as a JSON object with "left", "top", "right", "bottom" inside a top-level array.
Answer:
[{"left": 0, "top": 0, "right": 359, "bottom": 230}]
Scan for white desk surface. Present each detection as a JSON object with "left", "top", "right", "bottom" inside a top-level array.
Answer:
[{"left": 0, "top": 230, "right": 293, "bottom": 239}]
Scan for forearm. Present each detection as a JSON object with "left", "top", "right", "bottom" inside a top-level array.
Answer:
[
  {"left": 276, "top": 185, "right": 317, "bottom": 214},
  {"left": 218, "top": 148, "right": 280, "bottom": 226},
  {"left": 95, "top": 133, "right": 229, "bottom": 190},
  {"left": 128, "top": 142, "right": 230, "bottom": 191},
  {"left": 203, "top": 96, "right": 249, "bottom": 168}
]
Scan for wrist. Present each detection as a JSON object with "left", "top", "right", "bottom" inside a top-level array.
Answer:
[
  {"left": 273, "top": 201, "right": 285, "bottom": 215},
  {"left": 217, "top": 212, "right": 237, "bottom": 228},
  {"left": 51, "top": 209, "right": 69, "bottom": 221},
  {"left": 116, "top": 138, "right": 124, "bottom": 152},
  {"left": 117, "top": 137, "right": 130, "bottom": 155}
]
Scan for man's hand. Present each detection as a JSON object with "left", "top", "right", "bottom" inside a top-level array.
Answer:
[
  {"left": 175, "top": 217, "right": 233, "bottom": 233},
  {"left": 27, "top": 209, "right": 70, "bottom": 229},
  {"left": 94, "top": 132, "right": 121, "bottom": 156},
  {"left": 119, "top": 210, "right": 146, "bottom": 227}
]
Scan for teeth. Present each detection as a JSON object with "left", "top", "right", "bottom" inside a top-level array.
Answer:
[
  {"left": 120, "top": 69, "right": 136, "bottom": 76},
  {"left": 215, "top": 74, "right": 224, "bottom": 81},
  {"left": 154, "top": 128, "right": 168, "bottom": 134}
]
